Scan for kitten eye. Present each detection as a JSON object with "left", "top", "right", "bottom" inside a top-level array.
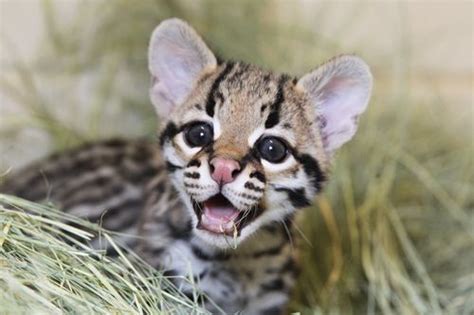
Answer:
[
  {"left": 184, "top": 122, "right": 213, "bottom": 147},
  {"left": 257, "top": 137, "right": 288, "bottom": 163}
]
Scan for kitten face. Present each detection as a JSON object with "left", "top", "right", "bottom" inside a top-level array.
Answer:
[
  {"left": 159, "top": 63, "right": 326, "bottom": 248},
  {"left": 149, "top": 19, "right": 372, "bottom": 248}
]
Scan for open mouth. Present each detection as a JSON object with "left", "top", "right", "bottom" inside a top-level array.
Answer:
[{"left": 193, "top": 194, "right": 262, "bottom": 236}]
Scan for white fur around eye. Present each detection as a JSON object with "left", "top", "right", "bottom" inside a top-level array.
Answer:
[
  {"left": 249, "top": 126, "right": 297, "bottom": 151},
  {"left": 213, "top": 116, "right": 222, "bottom": 139},
  {"left": 248, "top": 126, "right": 265, "bottom": 147},
  {"left": 176, "top": 133, "right": 201, "bottom": 157},
  {"left": 182, "top": 109, "right": 211, "bottom": 122},
  {"left": 264, "top": 128, "right": 297, "bottom": 147},
  {"left": 261, "top": 155, "right": 297, "bottom": 173},
  {"left": 163, "top": 142, "right": 185, "bottom": 167}
]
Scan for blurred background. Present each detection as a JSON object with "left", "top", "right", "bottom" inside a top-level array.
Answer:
[{"left": 0, "top": 1, "right": 472, "bottom": 314}]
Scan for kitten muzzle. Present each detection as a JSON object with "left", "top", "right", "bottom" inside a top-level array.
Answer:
[
  {"left": 195, "top": 194, "right": 239, "bottom": 235},
  {"left": 193, "top": 194, "right": 264, "bottom": 236}
]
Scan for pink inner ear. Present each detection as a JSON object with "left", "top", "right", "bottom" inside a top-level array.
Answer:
[
  {"left": 320, "top": 77, "right": 360, "bottom": 120},
  {"left": 316, "top": 75, "right": 370, "bottom": 153},
  {"left": 148, "top": 19, "right": 217, "bottom": 117},
  {"left": 150, "top": 74, "right": 177, "bottom": 117},
  {"left": 150, "top": 44, "right": 202, "bottom": 117}
]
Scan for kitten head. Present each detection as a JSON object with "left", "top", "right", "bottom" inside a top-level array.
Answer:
[{"left": 148, "top": 18, "right": 372, "bottom": 248}]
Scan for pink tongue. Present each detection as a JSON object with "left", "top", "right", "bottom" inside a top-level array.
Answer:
[
  {"left": 200, "top": 196, "right": 239, "bottom": 234},
  {"left": 205, "top": 205, "right": 238, "bottom": 220}
]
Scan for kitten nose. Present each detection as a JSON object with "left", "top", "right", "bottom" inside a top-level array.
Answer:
[{"left": 210, "top": 157, "right": 241, "bottom": 185}]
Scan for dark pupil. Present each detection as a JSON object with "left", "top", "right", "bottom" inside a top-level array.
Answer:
[
  {"left": 185, "top": 123, "right": 213, "bottom": 147},
  {"left": 258, "top": 137, "right": 287, "bottom": 163}
]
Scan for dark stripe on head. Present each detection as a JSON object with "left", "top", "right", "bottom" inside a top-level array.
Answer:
[
  {"left": 215, "top": 91, "right": 224, "bottom": 107},
  {"left": 262, "top": 73, "right": 272, "bottom": 84},
  {"left": 294, "top": 153, "right": 326, "bottom": 191},
  {"left": 228, "top": 62, "right": 249, "bottom": 84},
  {"left": 274, "top": 187, "right": 311, "bottom": 208},
  {"left": 159, "top": 122, "right": 179, "bottom": 146},
  {"left": 264, "top": 75, "right": 288, "bottom": 129},
  {"left": 205, "top": 62, "right": 235, "bottom": 117}
]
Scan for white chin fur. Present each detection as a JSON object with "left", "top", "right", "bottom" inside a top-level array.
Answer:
[{"left": 194, "top": 229, "right": 242, "bottom": 249}]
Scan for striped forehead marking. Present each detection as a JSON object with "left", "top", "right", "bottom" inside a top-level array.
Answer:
[{"left": 205, "top": 62, "right": 235, "bottom": 118}]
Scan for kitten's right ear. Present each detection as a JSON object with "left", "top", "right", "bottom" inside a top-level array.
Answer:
[
  {"left": 148, "top": 18, "right": 217, "bottom": 116},
  {"left": 297, "top": 55, "right": 373, "bottom": 155}
]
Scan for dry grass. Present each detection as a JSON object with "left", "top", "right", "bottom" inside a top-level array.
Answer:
[
  {"left": 0, "top": 194, "right": 208, "bottom": 314},
  {"left": 0, "top": 1, "right": 472, "bottom": 314}
]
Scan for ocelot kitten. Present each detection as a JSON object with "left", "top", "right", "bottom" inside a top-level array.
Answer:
[{"left": 0, "top": 19, "right": 372, "bottom": 314}]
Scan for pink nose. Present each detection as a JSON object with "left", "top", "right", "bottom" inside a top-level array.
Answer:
[{"left": 210, "top": 157, "right": 240, "bottom": 185}]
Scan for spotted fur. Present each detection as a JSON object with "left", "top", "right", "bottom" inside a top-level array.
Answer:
[{"left": 0, "top": 19, "right": 372, "bottom": 314}]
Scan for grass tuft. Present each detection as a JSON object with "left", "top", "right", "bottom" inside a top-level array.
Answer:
[{"left": 0, "top": 194, "right": 208, "bottom": 315}]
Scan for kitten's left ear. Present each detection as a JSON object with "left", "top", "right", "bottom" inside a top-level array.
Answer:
[
  {"left": 148, "top": 18, "right": 217, "bottom": 117},
  {"left": 297, "top": 55, "right": 373, "bottom": 154}
]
